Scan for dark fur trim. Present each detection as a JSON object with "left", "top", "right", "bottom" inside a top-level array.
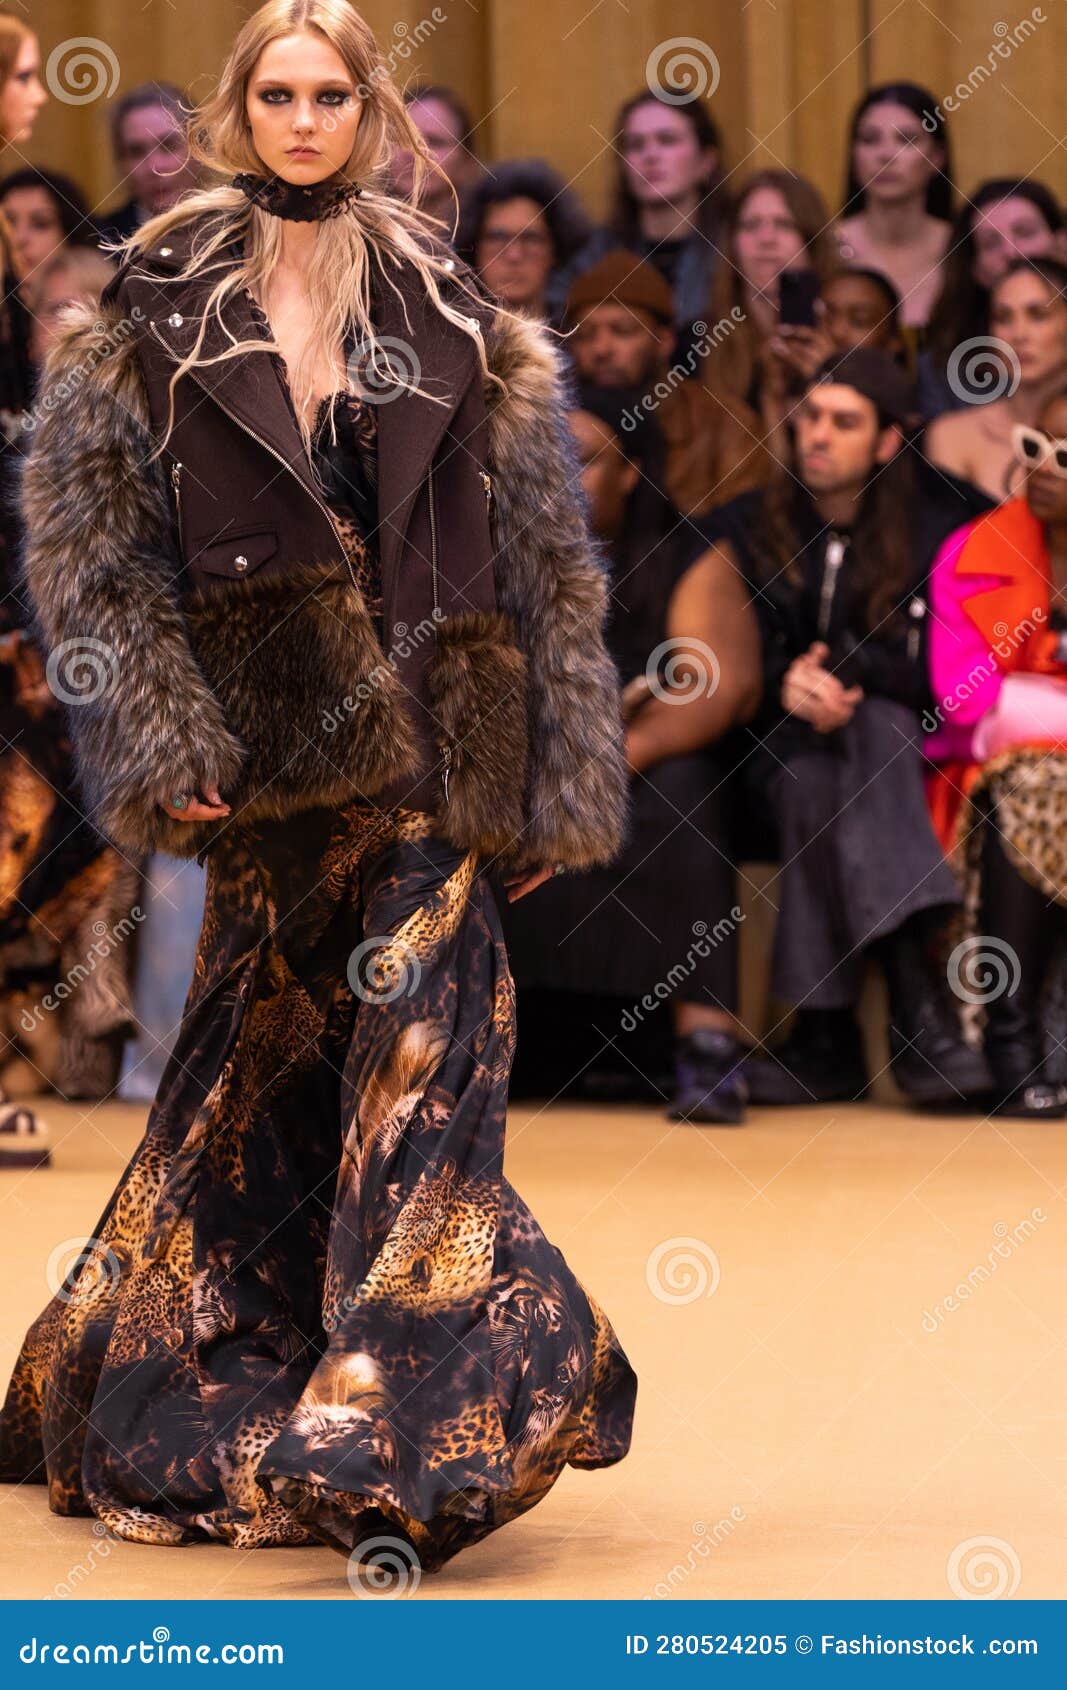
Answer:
[
  {"left": 183, "top": 562, "right": 419, "bottom": 832},
  {"left": 16, "top": 298, "right": 246, "bottom": 859},
  {"left": 425, "top": 611, "right": 528, "bottom": 858},
  {"left": 483, "top": 310, "right": 629, "bottom": 869}
]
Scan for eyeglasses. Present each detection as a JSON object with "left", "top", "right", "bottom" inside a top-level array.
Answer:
[
  {"left": 478, "top": 229, "right": 553, "bottom": 256},
  {"left": 1012, "top": 423, "right": 1067, "bottom": 478}
]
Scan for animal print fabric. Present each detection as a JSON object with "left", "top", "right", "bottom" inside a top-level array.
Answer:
[{"left": 0, "top": 801, "right": 636, "bottom": 1572}]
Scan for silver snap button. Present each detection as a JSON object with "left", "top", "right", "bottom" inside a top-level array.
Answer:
[
  {"left": 466, "top": 316, "right": 481, "bottom": 332},
  {"left": 159, "top": 246, "right": 172, "bottom": 257},
  {"left": 234, "top": 555, "right": 249, "bottom": 572},
  {"left": 167, "top": 312, "right": 183, "bottom": 328},
  {"left": 443, "top": 257, "right": 455, "bottom": 272}
]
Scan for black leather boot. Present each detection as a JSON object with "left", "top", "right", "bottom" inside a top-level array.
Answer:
[
  {"left": 979, "top": 824, "right": 1065, "bottom": 1119},
  {"left": 742, "top": 1008, "right": 868, "bottom": 1105},
  {"left": 877, "top": 913, "right": 993, "bottom": 1106}
]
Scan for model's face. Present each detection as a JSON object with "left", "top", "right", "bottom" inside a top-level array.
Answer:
[
  {"left": 734, "top": 187, "right": 806, "bottom": 299},
  {"left": 851, "top": 99, "right": 942, "bottom": 206},
  {"left": 1024, "top": 398, "right": 1067, "bottom": 525},
  {"left": 989, "top": 269, "right": 1067, "bottom": 386},
  {"left": 246, "top": 32, "right": 362, "bottom": 185},
  {"left": 821, "top": 273, "right": 898, "bottom": 355},
  {"left": 619, "top": 102, "right": 715, "bottom": 209},
  {"left": 0, "top": 33, "right": 47, "bottom": 145},
  {"left": 0, "top": 186, "right": 65, "bottom": 274},
  {"left": 476, "top": 196, "right": 554, "bottom": 311},
  {"left": 972, "top": 196, "right": 1062, "bottom": 289},
  {"left": 117, "top": 105, "right": 197, "bottom": 213},
  {"left": 795, "top": 383, "right": 897, "bottom": 495},
  {"left": 570, "top": 302, "right": 673, "bottom": 388},
  {"left": 569, "top": 409, "right": 638, "bottom": 538}
]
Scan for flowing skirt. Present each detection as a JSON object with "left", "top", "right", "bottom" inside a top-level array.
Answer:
[{"left": 0, "top": 801, "right": 636, "bottom": 1573}]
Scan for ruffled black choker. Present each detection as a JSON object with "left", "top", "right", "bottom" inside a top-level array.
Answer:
[{"left": 231, "top": 169, "right": 363, "bottom": 222}]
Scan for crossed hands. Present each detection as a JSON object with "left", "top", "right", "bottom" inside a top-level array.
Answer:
[{"left": 781, "top": 641, "right": 863, "bottom": 734}]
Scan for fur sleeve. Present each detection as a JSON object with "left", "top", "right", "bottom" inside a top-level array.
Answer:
[
  {"left": 15, "top": 291, "right": 245, "bottom": 857},
  {"left": 482, "top": 309, "right": 629, "bottom": 870}
]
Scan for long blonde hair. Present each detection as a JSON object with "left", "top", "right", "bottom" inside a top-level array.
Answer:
[{"left": 114, "top": 0, "right": 492, "bottom": 458}]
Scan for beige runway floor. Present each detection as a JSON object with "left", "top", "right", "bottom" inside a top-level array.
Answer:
[{"left": 0, "top": 1095, "right": 1064, "bottom": 1601}]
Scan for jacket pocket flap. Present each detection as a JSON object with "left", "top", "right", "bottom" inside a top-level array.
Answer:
[{"left": 191, "top": 528, "right": 279, "bottom": 579}]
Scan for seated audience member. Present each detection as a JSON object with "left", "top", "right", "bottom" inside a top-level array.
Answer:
[
  {"left": 707, "top": 350, "right": 991, "bottom": 1108},
  {"left": 389, "top": 83, "right": 484, "bottom": 238},
  {"left": 925, "top": 259, "right": 1067, "bottom": 505},
  {"left": 702, "top": 169, "right": 841, "bottom": 445},
  {"left": 460, "top": 159, "right": 591, "bottom": 324},
  {"left": 0, "top": 167, "right": 94, "bottom": 280},
  {"left": 548, "top": 88, "right": 725, "bottom": 331},
  {"left": 564, "top": 252, "right": 770, "bottom": 515},
  {"left": 835, "top": 82, "right": 954, "bottom": 330},
  {"left": 498, "top": 388, "right": 762, "bottom": 1124},
  {"left": 923, "top": 179, "right": 1064, "bottom": 419},
  {"left": 756, "top": 267, "right": 908, "bottom": 401},
  {"left": 927, "top": 387, "right": 1067, "bottom": 1118},
  {"left": 19, "top": 244, "right": 116, "bottom": 363},
  {"left": 94, "top": 82, "right": 199, "bottom": 249}
]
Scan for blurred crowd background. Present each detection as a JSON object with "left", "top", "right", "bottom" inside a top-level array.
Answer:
[{"left": 2, "top": 0, "right": 1067, "bottom": 1156}]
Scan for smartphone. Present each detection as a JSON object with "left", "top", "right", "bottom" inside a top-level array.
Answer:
[{"left": 778, "top": 268, "right": 821, "bottom": 328}]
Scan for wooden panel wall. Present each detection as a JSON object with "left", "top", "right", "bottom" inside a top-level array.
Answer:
[{"left": 10, "top": 0, "right": 1066, "bottom": 221}]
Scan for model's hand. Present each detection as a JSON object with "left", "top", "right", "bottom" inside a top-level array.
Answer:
[
  {"left": 159, "top": 784, "right": 231, "bottom": 823},
  {"left": 502, "top": 861, "right": 556, "bottom": 901}
]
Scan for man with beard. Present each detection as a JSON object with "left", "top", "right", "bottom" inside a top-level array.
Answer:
[{"left": 706, "top": 349, "right": 992, "bottom": 1107}]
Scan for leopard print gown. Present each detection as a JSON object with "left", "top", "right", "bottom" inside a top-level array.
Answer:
[{"left": 0, "top": 357, "right": 637, "bottom": 1572}]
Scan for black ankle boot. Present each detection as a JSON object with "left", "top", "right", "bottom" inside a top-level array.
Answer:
[
  {"left": 742, "top": 1008, "right": 868, "bottom": 1105},
  {"left": 669, "top": 1028, "right": 748, "bottom": 1125},
  {"left": 878, "top": 917, "right": 993, "bottom": 1106}
]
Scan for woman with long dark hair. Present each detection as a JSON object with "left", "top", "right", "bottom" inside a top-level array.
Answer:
[
  {"left": 922, "top": 179, "right": 1064, "bottom": 418},
  {"left": 926, "top": 258, "right": 1067, "bottom": 503},
  {"left": 548, "top": 88, "right": 724, "bottom": 328},
  {"left": 0, "top": 0, "right": 635, "bottom": 1576},
  {"left": 837, "top": 82, "right": 954, "bottom": 329},
  {"left": 702, "top": 169, "right": 840, "bottom": 441}
]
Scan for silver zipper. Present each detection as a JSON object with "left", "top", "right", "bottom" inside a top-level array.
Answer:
[
  {"left": 817, "top": 533, "right": 847, "bottom": 641},
  {"left": 480, "top": 470, "right": 492, "bottom": 507},
  {"left": 427, "top": 462, "right": 453, "bottom": 805},
  {"left": 150, "top": 322, "right": 356, "bottom": 590},
  {"left": 170, "top": 458, "right": 184, "bottom": 555}
]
